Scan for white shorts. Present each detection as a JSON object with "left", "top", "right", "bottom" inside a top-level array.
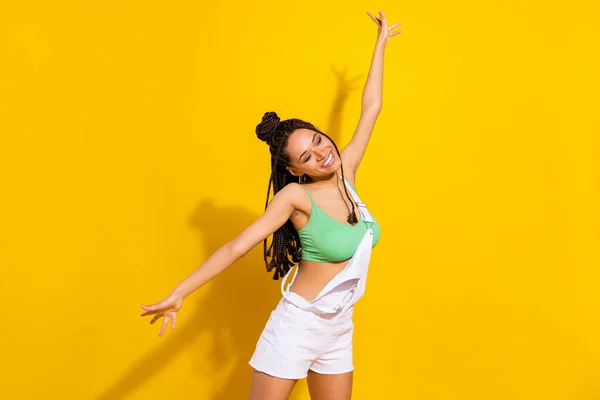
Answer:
[{"left": 249, "top": 297, "right": 355, "bottom": 380}]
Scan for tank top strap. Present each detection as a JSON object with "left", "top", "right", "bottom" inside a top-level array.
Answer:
[{"left": 300, "top": 184, "right": 315, "bottom": 203}]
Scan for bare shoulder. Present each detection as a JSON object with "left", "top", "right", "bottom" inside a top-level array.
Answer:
[
  {"left": 341, "top": 172, "right": 357, "bottom": 190},
  {"left": 272, "top": 182, "right": 309, "bottom": 211},
  {"left": 338, "top": 150, "right": 358, "bottom": 188},
  {"left": 228, "top": 182, "right": 308, "bottom": 256}
]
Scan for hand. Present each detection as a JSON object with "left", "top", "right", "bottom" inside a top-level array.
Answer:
[
  {"left": 366, "top": 10, "right": 402, "bottom": 47},
  {"left": 331, "top": 65, "right": 364, "bottom": 94},
  {"left": 140, "top": 292, "right": 184, "bottom": 336}
]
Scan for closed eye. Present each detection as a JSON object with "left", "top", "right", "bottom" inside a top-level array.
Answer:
[{"left": 304, "top": 135, "right": 323, "bottom": 162}]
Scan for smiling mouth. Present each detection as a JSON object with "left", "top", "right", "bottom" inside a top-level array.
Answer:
[{"left": 322, "top": 152, "right": 334, "bottom": 167}]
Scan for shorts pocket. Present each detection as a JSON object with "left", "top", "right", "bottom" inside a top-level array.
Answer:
[{"left": 277, "top": 303, "right": 318, "bottom": 333}]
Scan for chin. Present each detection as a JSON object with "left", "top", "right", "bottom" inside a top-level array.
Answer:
[{"left": 326, "top": 161, "right": 340, "bottom": 172}]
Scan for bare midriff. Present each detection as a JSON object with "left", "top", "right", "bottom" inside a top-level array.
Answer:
[{"left": 287, "top": 257, "right": 352, "bottom": 301}]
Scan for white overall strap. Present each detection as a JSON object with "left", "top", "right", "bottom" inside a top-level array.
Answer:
[
  {"left": 339, "top": 226, "right": 373, "bottom": 313},
  {"left": 280, "top": 264, "right": 299, "bottom": 295},
  {"left": 342, "top": 177, "right": 373, "bottom": 224},
  {"left": 283, "top": 227, "right": 374, "bottom": 316}
]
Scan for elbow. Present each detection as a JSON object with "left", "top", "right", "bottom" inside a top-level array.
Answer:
[
  {"left": 227, "top": 239, "right": 250, "bottom": 260},
  {"left": 363, "top": 103, "right": 382, "bottom": 114}
]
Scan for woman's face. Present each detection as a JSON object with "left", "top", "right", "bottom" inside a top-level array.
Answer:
[{"left": 285, "top": 128, "right": 340, "bottom": 179}]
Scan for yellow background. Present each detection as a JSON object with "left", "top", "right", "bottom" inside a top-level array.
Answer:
[{"left": 1, "top": 0, "right": 599, "bottom": 399}]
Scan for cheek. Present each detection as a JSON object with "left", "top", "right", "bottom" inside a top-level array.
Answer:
[
  {"left": 291, "top": 162, "right": 309, "bottom": 175},
  {"left": 309, "top": 159, "right": 322, "bottom": 169}
]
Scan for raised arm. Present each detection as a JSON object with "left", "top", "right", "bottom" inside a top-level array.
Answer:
[
  {"left": 140, "top": 182, "right": 304, "bottom": 336},
  {"left": 341, "top": 11, "right": 402, "bottom": 176}
]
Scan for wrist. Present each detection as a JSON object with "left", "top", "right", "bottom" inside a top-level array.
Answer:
[
  {"left": 374, "top": 39, "right": 387, "bottom": 51},
  {"left": 171, "top": 286, "right": 188, "bottom": 300}
]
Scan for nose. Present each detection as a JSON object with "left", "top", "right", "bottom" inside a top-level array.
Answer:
[{"left": 315, "top": 148, "right": 328, "bottom": 161}]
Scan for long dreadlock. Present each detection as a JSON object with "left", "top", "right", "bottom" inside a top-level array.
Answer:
[{"left": 255, "top": 111, "right": 359, "bottom": 280}]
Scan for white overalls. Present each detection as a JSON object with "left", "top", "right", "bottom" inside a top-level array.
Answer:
[{"left": 249, "top": 180, "right": 375, "bottom": 379}]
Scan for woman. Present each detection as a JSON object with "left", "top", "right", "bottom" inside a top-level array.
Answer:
[{"left": 141, "top": 10, "right": 402, "bottom": 400}]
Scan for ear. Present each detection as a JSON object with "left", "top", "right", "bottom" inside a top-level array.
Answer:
[{"left": 286, "top": 166, "right": 303, "bottom": 177}]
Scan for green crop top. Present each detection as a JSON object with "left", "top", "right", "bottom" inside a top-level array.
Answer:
[{"left": 297, "top": 179, "right": 381, "bottom": 263}]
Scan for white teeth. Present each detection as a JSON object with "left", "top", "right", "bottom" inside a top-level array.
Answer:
[{"left": 323, "top": 152, "right": 333, "bottom": 167}]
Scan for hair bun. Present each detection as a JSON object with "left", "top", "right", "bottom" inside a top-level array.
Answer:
[{"left": 256, "top": 111, "right": 280, "bottom": 145}]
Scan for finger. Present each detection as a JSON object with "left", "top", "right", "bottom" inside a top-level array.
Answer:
[
  {"left": 141, "top": 303, "right": 166, "bottom": 313},
  {"left": 349, "top": 74, "right": 364, "bottom": 84},
  {"left": 150, "top": 314, "right": 161, "bottom": 324},
  {"left": 389, "top": 22, "right": 402, "bottom": 30},
  {"left": 140, "top": 310, "right": 156, "bottom": 317},
  {"left": 171, "top": 313, "right": 177, "bottom": 330},
  {"left": 390, "top": 30, "right": 403, "bottom": 36},
  {"left": 379, "top": 10, "right": 387, "bottom": 25},
  {"left": 366, "top": 12, "right": 380, "bottom": 24},
  {"left": 159, "top": 316, "right": 169, "bottom": 336}
]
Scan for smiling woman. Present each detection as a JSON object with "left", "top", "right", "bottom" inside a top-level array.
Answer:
[
  {"left": 140, "top": 9, "right": 402, "bottom": 400},
  {"left": 287, "top": 131, "right": 352, "bottom": 187}
]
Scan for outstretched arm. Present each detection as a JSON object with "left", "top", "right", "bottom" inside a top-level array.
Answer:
[
  {"left": 140, "top": 183, "right": 303, "bottom": 335},
  {"left": 170, "top": 183, "right": 300, "bottom": 298},
  {"left": 341, "top": 10, "right": 402, "bottom": 176}
]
